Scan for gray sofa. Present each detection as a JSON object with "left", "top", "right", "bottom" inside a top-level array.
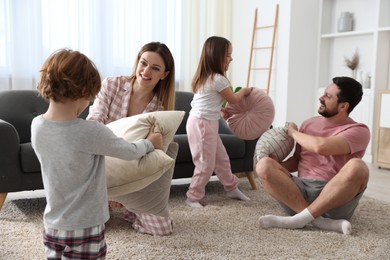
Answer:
[{"left": 0, "top": 90, "right": 258, "bottom": 209}]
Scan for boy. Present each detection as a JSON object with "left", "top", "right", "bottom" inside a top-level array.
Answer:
[{"left": 31, "top": 48, "right": 162, "bottom": 259}]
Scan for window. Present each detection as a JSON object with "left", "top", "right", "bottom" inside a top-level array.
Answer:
[
  {"left": 0, "top": 0, "right": 182, "bottom": 90},
  {"left": 0, "top": 0, "right": 232, "bottom": 91}
]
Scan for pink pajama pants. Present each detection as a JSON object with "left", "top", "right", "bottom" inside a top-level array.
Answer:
[{"left": 186, "top": 115, "right": 239, "bottom": 201}]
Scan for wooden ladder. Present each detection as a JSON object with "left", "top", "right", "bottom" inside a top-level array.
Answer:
[{"left": 246, "top": 5, "right": 279, "bottom": 95}]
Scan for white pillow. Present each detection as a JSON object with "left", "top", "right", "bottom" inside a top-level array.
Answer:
[
  {"left": 105, "top": 111, "right": 185, "bottom": 197},
  {"left": 254, "top": 124, "right": 295, "bottom": 165}
]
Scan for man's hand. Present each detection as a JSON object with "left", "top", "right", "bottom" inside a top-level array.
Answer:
[{"left": 287, "top": 122, "right": 298, "bottom": 137}]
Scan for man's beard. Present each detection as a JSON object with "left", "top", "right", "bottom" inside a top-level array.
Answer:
[{"left": 318, "top": 104, "right": 338, "bottom": 118}]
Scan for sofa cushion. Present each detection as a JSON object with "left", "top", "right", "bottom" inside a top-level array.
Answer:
[
  {"left": 174, "top": 91, "right": 193, "bottom": 135},
  {"left": 220, "top": 134, "right": 246, "bottom": 158},
  {"left": 105, "top": 111, "right": 185, "bottom": 197},
  {"left": 174, "top": 134, "right": 246, "bottom": 163},
  {"left": 173, "top": 134, "right": 192, "bottom": 162},
  {"left": 225, "top": 88, "right": 275, "bottom": 140}
]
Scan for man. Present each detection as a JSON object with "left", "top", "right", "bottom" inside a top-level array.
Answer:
[{"left": 256, "top": 76, "right": 370, "bottom": 235}]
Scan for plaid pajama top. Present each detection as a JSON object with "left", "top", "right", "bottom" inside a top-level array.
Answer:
[{"left": 87, "top": 76, "right": 163, "bottom": 124}]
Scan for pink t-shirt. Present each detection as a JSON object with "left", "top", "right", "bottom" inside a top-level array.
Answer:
[{"left": 297, "top": 116, "right": 370, "bottom": 181}]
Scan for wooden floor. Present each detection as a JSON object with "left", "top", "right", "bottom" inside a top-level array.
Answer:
[{"left": 365, "top": 163, "right": 390, "bottom": 203}]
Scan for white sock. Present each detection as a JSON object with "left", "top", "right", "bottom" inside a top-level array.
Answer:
[
  {"left": 312, "top": 216, "right": 352, "bottom": 235},
  {"left": 185, "top": 198, "right": 203, "bottom": 208},
  {"left": 227, "top": 188, "right": 250, "bottom": 201},
  {"left": 259, "top": 208, "right": 314, "bottom": 229}
]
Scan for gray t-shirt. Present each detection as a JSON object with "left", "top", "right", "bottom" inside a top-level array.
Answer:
[{"left": 31, "top": 115, "right": 154, "bottom": 230}]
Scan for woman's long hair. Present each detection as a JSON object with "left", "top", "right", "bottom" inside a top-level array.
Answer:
[{"left": 129, "top": 42, "right": 175, "bottom": 110}]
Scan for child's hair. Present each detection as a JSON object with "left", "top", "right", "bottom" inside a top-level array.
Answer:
[
  {"left": 191, "top": 36, "right": 231, "bottom": 93},
  {"left": 37, "top": 48, "right": 101, "bottom": 102},
  {"left": 129, "top": 42, "right": 176, "bottom": 110}
]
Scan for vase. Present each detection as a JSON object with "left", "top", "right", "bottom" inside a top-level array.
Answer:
[
  {"left": 337, "top": 12, "right": 353, "bottom": 32},
  {"left": 364, "top": 74, "right": 371, "bottom": 89}
]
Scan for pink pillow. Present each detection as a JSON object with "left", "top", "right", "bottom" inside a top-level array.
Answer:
[{"left": 225, "top": 88, "right": 275, "bottom": 140}]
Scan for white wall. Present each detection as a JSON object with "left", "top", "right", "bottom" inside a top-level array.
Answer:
[{"left": 230, "top": 0, "right": 320, "bottom": 127}]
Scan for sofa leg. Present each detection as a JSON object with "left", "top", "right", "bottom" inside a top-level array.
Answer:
[
  {"left": 0, "top": 193, "right": 7, "bottom": 210},
  {"left": 245, "top": 171, "right": 258, "bottom": 190}
]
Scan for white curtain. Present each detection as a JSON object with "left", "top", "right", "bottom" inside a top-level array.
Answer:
[
  {"left": 0, "top": 0, "right": 231, "bottom": 91},
  {"left": 179, "top": 0, "right": 232, "bottom": 91}
]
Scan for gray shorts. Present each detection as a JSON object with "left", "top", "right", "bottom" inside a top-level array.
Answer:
[{"left": 280, "top": 176, "right": 364, "bottom": 220}]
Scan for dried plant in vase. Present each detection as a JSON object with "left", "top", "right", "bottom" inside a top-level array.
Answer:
[{"left": 344, "top": 49, "right": 359, "bottom": 79}]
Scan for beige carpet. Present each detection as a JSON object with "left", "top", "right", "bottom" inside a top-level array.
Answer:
[{"left": 1, "top": 178, "right": 390, "bottom": 260}]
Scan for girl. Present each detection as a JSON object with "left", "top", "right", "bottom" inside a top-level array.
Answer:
[{"left": 186, "top": 36, "right": 252, "bottom": 208}]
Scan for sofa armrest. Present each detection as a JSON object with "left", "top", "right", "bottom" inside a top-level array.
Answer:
[
  {"left": 0, "top": 119, "right": 22, "bottom": 184},
  {"left": 0, "top": 119, "right": 20, "bottom": 155}
]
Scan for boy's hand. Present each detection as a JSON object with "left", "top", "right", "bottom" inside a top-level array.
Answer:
[{"left": 146, "top": 125, "right": 163, "bottom": 150}]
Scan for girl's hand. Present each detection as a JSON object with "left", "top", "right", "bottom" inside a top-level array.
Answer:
[
  {"left": 221, "top": 108, "right": 230, "bottom": 120},
  {"left": 220, "top": 86, "right": 252, "bottom": 105},
  {"left": 242, "top": 87, "right": 252, "bottom": 97}
]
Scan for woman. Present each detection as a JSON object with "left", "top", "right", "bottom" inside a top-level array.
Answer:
[{"left": 87, "top": 42, "right": 176, "bottom": 235}]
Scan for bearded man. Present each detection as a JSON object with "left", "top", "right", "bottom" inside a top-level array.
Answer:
[{"left": 256, "top": 76, "right": 370, "bottom": 235}]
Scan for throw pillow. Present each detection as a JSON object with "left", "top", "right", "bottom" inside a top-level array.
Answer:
[
  {"left": 105, "top": 110, "right": 185, "bottom": 197},
  {"left": 253, "top": 124, "right": 295, "bottom": 166},
  {"left": 225, "top": 88, "right": 275, "bottom": 140}
]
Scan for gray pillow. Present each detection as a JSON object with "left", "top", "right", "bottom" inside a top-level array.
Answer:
[{"left": 254, "top": 124, "right": 295, "bottom": 166}]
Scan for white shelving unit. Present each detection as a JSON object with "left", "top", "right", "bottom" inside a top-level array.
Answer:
[
  {"left": 374, "top": 90, "right": 390, "bottom": 169},
  {"left": 316, "top": 0, "right": 390, "bottom": 161}
]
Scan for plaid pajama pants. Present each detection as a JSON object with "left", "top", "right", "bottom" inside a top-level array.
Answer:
[{"left": 43, "top": 224, "right": 106, "bottom": 260}]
